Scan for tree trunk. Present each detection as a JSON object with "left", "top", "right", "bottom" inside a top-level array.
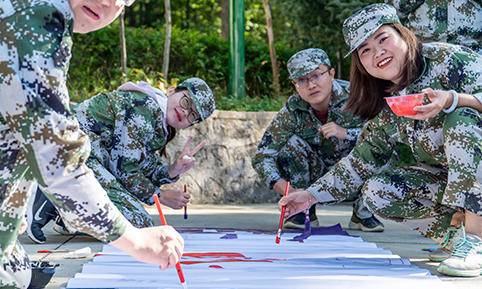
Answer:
[
  {"left": 163, "top": 0, "right": 172, "bottom": 84},
  {"left": 220, "top": 0, "right": 229, "bottom": 40},
  {"left": 262, "top": 0, "right": 280, "bottom": 95},
  {"left": 119, "top": 8, "right": 127, "bottom": 79}
]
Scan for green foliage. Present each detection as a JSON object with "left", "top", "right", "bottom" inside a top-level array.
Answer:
[
  {"left": 68, "top": 0, "right": 379, "bottom": 111},
  {"left": 271, "top": 0, "right": 378, "bottom": 79},
  {"left": 68, "top": 25, "right": 295, "bottom": 111}
]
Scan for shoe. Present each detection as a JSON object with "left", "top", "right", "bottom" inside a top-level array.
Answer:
[
  {"left": 284, "top": 205, "right": 319, "bottom": 230},
  {"left": 437, "top": 227, "right": 482, "bottom": 277},
  {"left": 27, "top": 223, "right": 46, "bottom": 244},
  {"left": 429, "top": 226, "right": 462, "bottom": 262},
  {"left": 348, "top": 212, "right": 384, "bottom": 232},
  {"left": 52, "top": 217, "right": 75, "bottom": 236},
  {"left": 26, "top": 188, "right": 58, "bottom": 244}
]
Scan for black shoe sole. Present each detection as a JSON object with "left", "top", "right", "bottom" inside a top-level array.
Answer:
[{"left": 348, "top": 220, "right": 384, "bottom": 232}]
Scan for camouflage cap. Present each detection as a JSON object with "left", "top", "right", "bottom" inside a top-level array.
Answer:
[
  {"left": 342, "top": 3, "right": 400, "bottom": 57},
  {"left": 178, "top": 77, "right": 216, "bottom": 121},
  {"left": 287, "top": 48, "right": 331, "bottom": 80},
  {"left": 115, "top": 0, "right": 136, "bottom": 6}
]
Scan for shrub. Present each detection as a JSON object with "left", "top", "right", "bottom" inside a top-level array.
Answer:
[{"left": 68, "top": 25, "right": 297, "bottom": 111}]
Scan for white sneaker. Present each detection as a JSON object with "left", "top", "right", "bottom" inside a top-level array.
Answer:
[
  {"left": 429, "top": 226, "right": 462, "bottom": 262},
  {"left": 437, "top": 228, "right": 482, "bottom": 277}
]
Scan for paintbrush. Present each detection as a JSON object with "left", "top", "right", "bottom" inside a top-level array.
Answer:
[
  {"left": 153, "top": 195, "right": 187, "bottom": 289},
  {"left": 275, "top": 181, "right": 290, "bottom": 244},
  {"left": 183, "top": 184, "right": 188, "bottom": 220},
  {"left": 304, "top": 209, "right": 311, "bottom": 234},
  {"left": 37, "top": 249, "right": 70, "bottom": 253}
]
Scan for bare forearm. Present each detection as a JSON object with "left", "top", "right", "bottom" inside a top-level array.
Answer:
[{"left": 457, "top": 93, "right": 482, "bottom": 112}]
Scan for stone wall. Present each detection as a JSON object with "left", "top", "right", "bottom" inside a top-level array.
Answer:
[{"left": 165, "top": 110, "right": 278, "bottom": 204}]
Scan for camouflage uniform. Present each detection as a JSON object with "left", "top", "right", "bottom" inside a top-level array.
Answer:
[
  {"left": 0, "top": 1, "right": 134, "bottom": 288},
  {"left": 252, "top": 80, "right": 362, "bottom": 189},
  {"left": 252, "top": 48, "right": 375, "bottom": 219},
  {"left": 308, "top": 4, "right": 482, "bottom": 242},
  {"left": 74, "top": 78, "right": 215, "bottom": 228},
  {"left": 385, "top": 0, "right": 482, "bottom": 54}
]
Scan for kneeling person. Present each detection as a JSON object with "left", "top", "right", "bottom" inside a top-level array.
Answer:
[
  {"left": 27, "top": 78, "right": 215, "bottom": 243},
  {"left": 252, "top": 48, "right": 384, "bottom": 231}
]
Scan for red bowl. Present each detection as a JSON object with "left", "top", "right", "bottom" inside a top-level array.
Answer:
[{"left": 385, "top": 93, "right": 424, "bottom": 116}]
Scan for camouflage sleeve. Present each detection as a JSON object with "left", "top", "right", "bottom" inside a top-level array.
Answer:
[
  {"left": 306, "top": 111, "right": 395, "bottom": 203},
  {"left": 345, "top": 128, "right": 361, "bottom": 142},
  {"left": 0, "top": 4, "right": 128, "bottom": 242},
  {"left": 142, "top": 152, "right": 178, "bottom": 186},
  {"left": 110, "top": 114, "right": 165, "bottom": 203},
  {"left": 252, "top": 105, "right": 297, "bottom": 188},
  {"left": 447, "top": 48, "right": 482, "bottom": 105},
  {"left": 384, "top": 0, "right": 425, "bottom": 18}
]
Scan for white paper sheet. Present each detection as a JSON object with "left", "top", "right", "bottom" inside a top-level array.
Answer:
[{"left": 67, "top": 231, "right": 445, "bottom": 289}]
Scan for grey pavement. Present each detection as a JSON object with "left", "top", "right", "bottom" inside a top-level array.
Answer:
[{"left": 19, "top": 204, "right": 482, "bottom": 289}]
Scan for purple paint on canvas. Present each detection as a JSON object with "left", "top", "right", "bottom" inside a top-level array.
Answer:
[
  {"left": 220, "top": 233, "right": 238, "bottom": 239},
  {"left": 290, "top": 224, "right": 349, "bottom": 242}
]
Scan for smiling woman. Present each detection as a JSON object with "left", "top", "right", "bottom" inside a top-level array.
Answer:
[
  {"left": 279, "top": 3, "right": 482, "bottom": 279},
  {"left": 346, "top": 23, "right": 421, "bottom": 120}
]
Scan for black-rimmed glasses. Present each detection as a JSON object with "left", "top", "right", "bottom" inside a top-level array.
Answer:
[{"left": 179, "top": 94, "right": 200, "bottom": 124}]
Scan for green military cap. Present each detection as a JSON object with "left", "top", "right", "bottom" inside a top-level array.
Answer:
[
  {"left": 287, "top": 48, "right": 331, "bottom": 80},
  {"left": 116, "top": 0, "right": 136, "bottom": 6},
  {"left": 342, "top": 3, "right": 400, "bottom": 57},
  {"left": 178, "top": 77, "right": 216, "bottom": 121}
]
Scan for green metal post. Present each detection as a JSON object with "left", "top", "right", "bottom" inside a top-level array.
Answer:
[{"left": 228, "top": 0, "right": 245, "bottom": 98}]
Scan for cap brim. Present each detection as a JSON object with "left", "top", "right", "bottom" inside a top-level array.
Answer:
[
  {"left": 187, "top": 88, "right": 205, "bottom": 121},
  {"left": 344, "top": 23, "right": 384, "bottom": 58}
]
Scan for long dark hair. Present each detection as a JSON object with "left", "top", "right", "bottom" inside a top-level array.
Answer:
[{"left": 345, "top": 23, "right": 424, "bottom": 120}]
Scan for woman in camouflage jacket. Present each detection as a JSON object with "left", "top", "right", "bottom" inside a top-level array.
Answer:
[{"left": 280, "top": 3, "right": 481, "bottom": 278}]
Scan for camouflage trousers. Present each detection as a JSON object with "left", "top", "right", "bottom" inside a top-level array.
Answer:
[
  {"left": 277, "top": 135, "right": 373, "bottom": 219},
  {"left": 361, "top": 167, "right": 456, "bottom": 242},
  {"left": 361, "top": 108, "right": 481, "bottom": 242},
  {"left": 86, "top": 158, "right": 154, "bottom": 228},
  {"left": 0, "top": 145, "right": 35, "bottom": 289}
]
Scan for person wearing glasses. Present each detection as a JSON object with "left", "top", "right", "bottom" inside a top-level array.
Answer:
[
  {"left": 280, "top": 4, "right": 481, "bottom": 277},
  {"left": 27, "top": 78, "right": 215, "bottom": 243},
  {"left": 252, "top": 48, "right": 384, "bottom": 231}
]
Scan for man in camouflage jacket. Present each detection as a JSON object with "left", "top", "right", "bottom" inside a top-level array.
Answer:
[
  {"left": 281, "top": 3, "right": 482, "bottom": 277},
  {"left": 252, "top": 48, "right": 384, "bottom": 231}
]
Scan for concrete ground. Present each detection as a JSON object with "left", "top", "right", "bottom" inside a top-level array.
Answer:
[{"left": 20, "top": 204, "right": 482, "bottom": 289}]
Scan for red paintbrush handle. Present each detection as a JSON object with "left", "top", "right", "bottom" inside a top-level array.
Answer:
[
  {"left": 153, "top": 195, "right": 167, "bottom": 225},
  {"left": 275, "top": 182, "right": 290, "bottom": 244},
  {"left": 176, "top": 263, "right": 186, "bottom": 283},
  {"left": 152, "top": 195, "right": 187, "bottom": 285}
]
